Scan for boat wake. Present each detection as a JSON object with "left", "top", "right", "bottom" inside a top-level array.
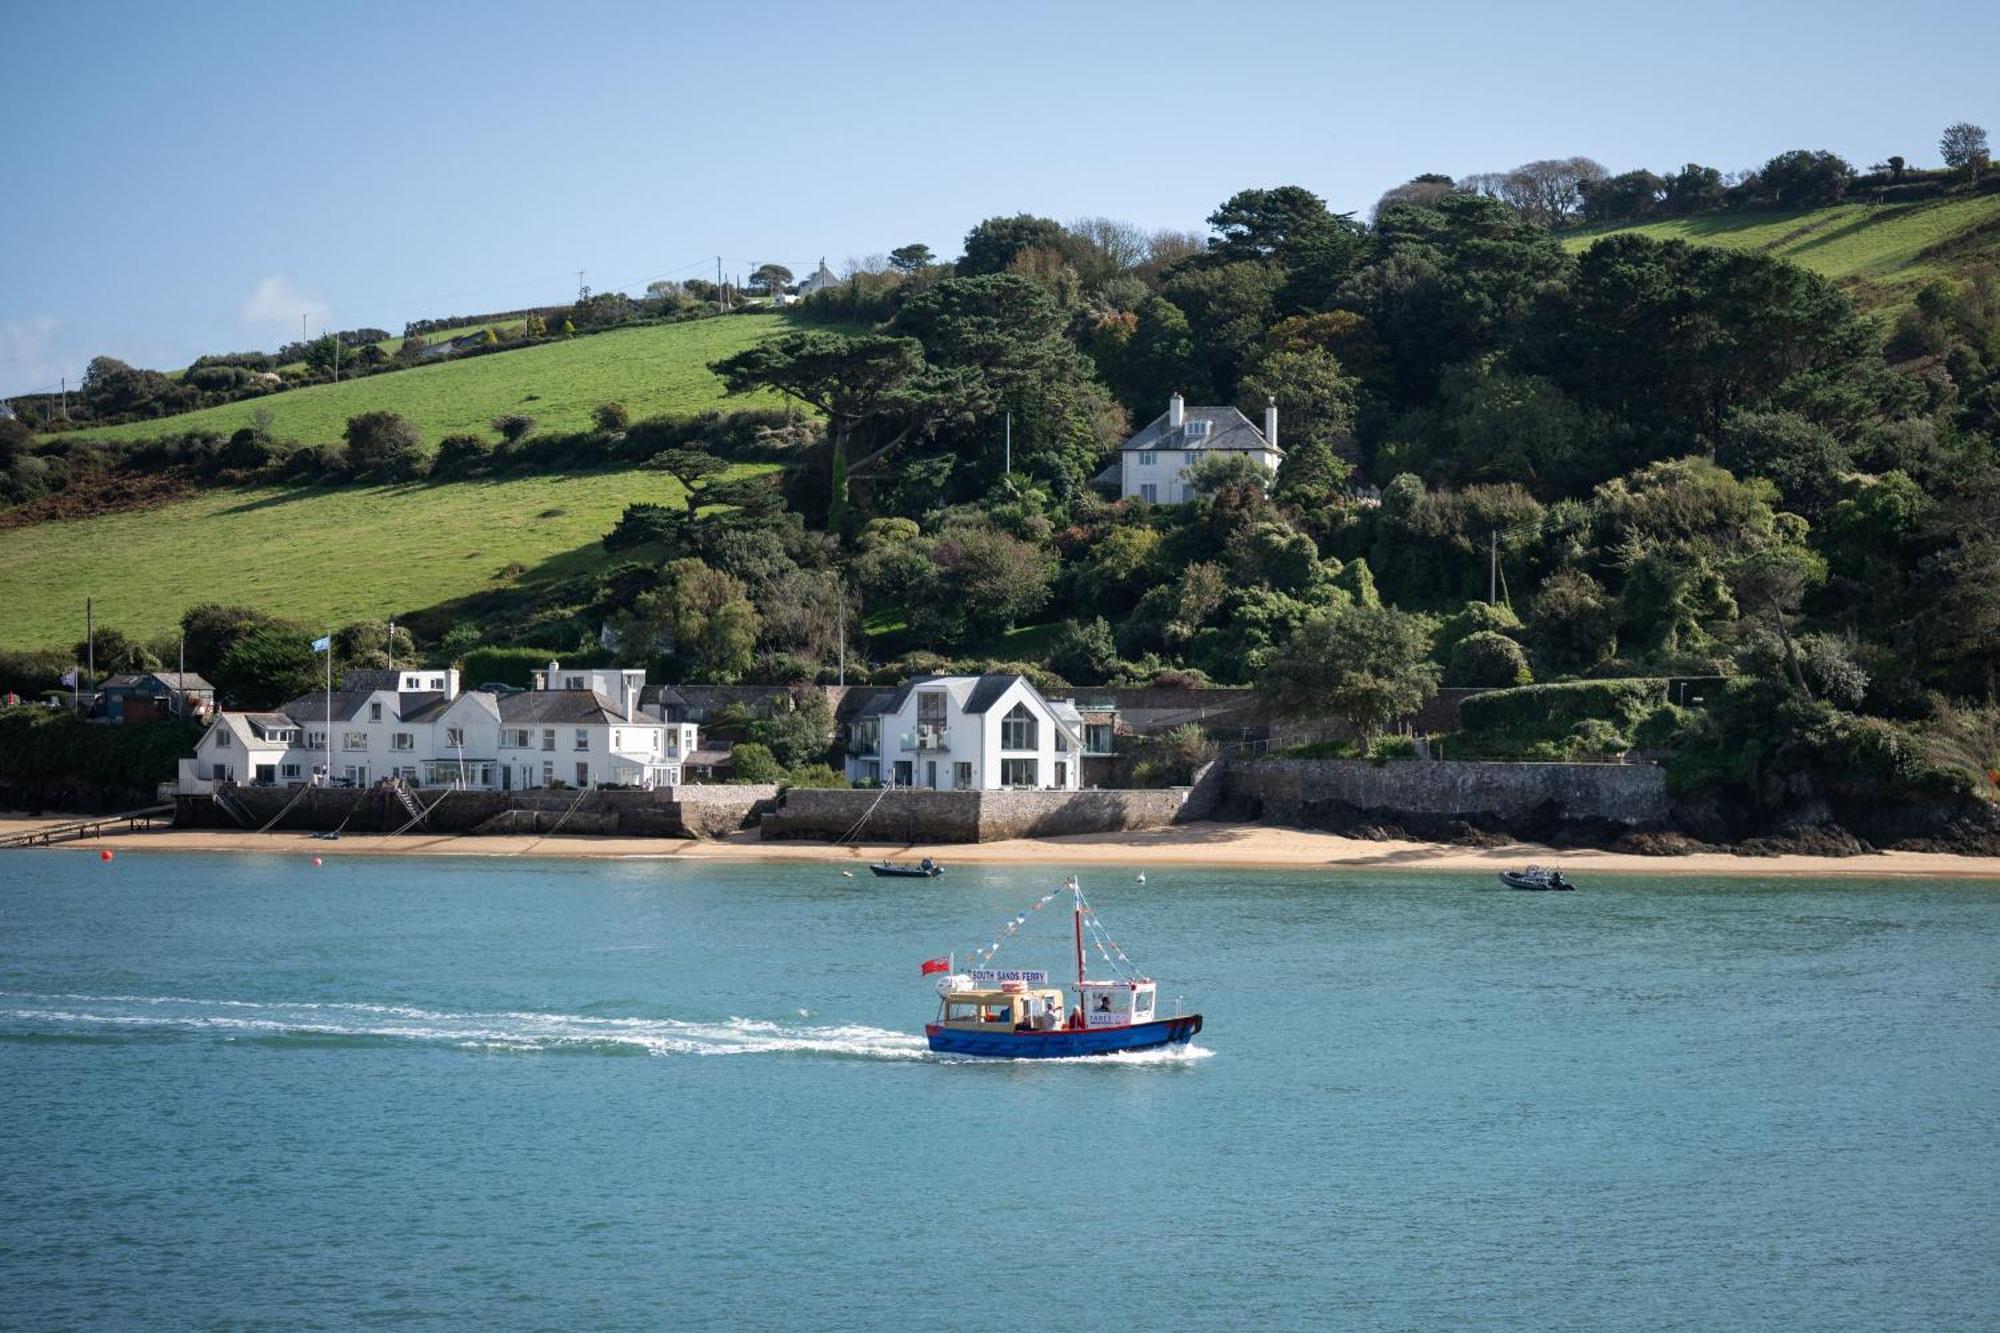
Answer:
[{"left": 0, "top": 991, "right": 928, "bottom": 1061}]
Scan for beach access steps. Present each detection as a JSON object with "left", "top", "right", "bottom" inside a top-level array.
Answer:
[
  {"left": 0, "top": 805, "right": 175, "bottom": 849},
  {"left": 392, "top": 785, "right": 426, "bottom": 825}
]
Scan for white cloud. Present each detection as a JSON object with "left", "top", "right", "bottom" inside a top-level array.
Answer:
[
  {"left": 240, "top": 275, "right": 330, "bottom": 330},
  {"left": 0, "top": 316, "right": 64, "bottom": 396}
]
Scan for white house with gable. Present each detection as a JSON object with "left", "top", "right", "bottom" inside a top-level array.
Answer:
[
  {"left": 1118, "top": 391, "right": 1283, "bottom": 504},
  {"left": 844, "top": 674, "right": 1084, "bottom": 790},
  {"left": 179, "top": 661, "right": 698, "bottom": 794}
]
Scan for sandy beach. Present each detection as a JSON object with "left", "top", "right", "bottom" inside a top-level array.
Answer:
[{"left": 4, "top": 813, "right": 1996, "bottom": 878}]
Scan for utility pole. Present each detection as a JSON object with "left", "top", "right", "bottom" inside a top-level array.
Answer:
[
  {"left": 1488, "top": 530, "right": 1498, "bottom": 605},
  {"left": 837, "top": 594, "right": 846, "bottom": 687},
  {"left": 1004, "top": 411, "right": 1012, "bottom": 477},
  {"left": 85, "top": 597, "right": 94, "bottom": 707},
  {"left": 177, "top": 633, "right": 186, "bottom": 717},
  {"left": 577, "top": 270, "right": 587, "bottom": 302},
  {"left": 333, "top": 331, "right": 340, "bottom": 383},
  {"left": 59, "top": 377, "right": 68, "bottom": 421},
  {"left": 717, "top": 257, "right": 724, "bottom": 315},
  {"left": 303, "top": 313, "right": 309, "bottom": 348}
]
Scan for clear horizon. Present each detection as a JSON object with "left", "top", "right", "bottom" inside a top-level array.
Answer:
[{"left": 3, "top": 0, "right": 1995, "bottom": 396}]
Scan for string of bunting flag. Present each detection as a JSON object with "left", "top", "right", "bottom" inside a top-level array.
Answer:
[{"left": 961, "top": 882, "right": 1067, "bottom": 969}]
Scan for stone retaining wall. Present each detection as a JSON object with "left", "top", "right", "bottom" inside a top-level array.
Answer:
[
  {"left": 1226, "top": 758, "right": 1669, "bottom": 827},
  {"left": 758, "top": 786, "right": 1196, "bottom": 843},
  {"left": 174, "top": 784, "right": 780, "bottom": 838}
]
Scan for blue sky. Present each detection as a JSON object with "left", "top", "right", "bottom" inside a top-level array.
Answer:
[{"left": 3, "top": 0, "right": 1994, "bottom": 395}]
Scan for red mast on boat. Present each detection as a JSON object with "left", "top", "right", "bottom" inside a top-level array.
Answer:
[{"left": 1071, "top": 877, "right": 1086, "bottom": 1024}]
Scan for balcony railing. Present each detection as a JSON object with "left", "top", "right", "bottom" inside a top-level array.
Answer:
[{"left": 900, "top": 727, "right": 950, "bottom": 752}]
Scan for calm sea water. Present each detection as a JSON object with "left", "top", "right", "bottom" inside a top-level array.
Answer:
[{"left": 1, "top": 850, "right": 1996, "bottom": 1331}]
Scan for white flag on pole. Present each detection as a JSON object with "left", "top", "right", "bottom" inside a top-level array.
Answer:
[
  {"left": 60, "top": 667, "right": 78, "bottom": 686},
  {"left": 311, "top": 635, "right": 331, "bottom": 653}
]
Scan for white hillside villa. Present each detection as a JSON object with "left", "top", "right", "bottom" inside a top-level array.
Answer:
[
  {"left": 1119, "top": 391, "right": 1283, "bottom": 504},
  {"left": 179, "top": 662, "right": 699, "bottom": 794},
  {"left": 845, "top": 674, "right": 1084, "bottom": 790}
]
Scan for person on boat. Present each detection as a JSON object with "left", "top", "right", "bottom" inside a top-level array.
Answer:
[
  {"left": 919, "top": 856, "right": 935, "bottom": 871},
  {"left": 1095, "top": 994, "right": 1113, "bottom": 1014}
]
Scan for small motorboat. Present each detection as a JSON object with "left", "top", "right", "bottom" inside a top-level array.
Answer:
[
  {"left": 920, "top": 876, "right": 1204, "bottom": 1058},
  {"left": 870, "top": 857, "right": 941, "bottom": 879},
  {"left": 1500, "top": 865, "right": 1573, "bottom": 891}
]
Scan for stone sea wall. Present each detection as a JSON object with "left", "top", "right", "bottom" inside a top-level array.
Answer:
[
  {"left": 758, "top": 785, "right": 1204, "bottom": 843},
  {"left": 1225, "top": 758, "right": 1670, "bottom": 828},
  {"left": 174, "top": 784, "right": 780, "bottom": 838}
]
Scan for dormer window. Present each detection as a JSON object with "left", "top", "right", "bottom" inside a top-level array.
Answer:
[
  {"left": 1184, "top": 420, "right": 1211, "bottom": 440},
  {"left": 369, "top": 702, "right": 382, "bottom": 721}
]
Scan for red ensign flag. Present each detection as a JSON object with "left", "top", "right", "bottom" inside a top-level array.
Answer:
[{"left": 920, "top": 957, "right": 951, "bottom": 976}]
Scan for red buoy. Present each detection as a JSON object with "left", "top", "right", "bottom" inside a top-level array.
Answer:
[
  {"left": 312, "top": 856, "right": 323, "bottom": 867},
  {"left": 99, "top": 849, "right": 114, "bottom": 861}
]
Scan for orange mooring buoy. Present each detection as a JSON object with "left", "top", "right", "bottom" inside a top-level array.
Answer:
[{"left": 99, "top": 849, "right": 114, "bottom": 861}]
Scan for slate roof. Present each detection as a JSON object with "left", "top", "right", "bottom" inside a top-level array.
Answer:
[
  {"left": 340, "top": 669, "right": 401, "bottom": 692},
  {"left": 103, "top": 671, "right": 214, "bottom": 692},
  {"left": 857, "top": 673, "right": 1050, "bottom": 717},
  {"left": 962, "top": 675, "right": 1021, "bottom": 715},
  {"left": 497, "top": 690, "right": 625, "bottom": 724},
  {"left": 1121, "top": 406, "right": 1278, "bottom": 455},
  {"left": 396, "top": 693, "right": 450, "bottom": 724},
  {"left": 278, "top": 690, "right": 376, "bottom": 726}
]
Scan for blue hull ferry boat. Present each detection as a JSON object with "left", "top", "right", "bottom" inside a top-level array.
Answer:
[{"left": 921, "top": 876, "right": 1204, "bottom": 1059}]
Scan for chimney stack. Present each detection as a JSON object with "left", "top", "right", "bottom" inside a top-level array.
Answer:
[
  {"left": 1264, "top": 395, "right": 1278, "bottom": 451},
  {"left": 1168, "top": 391, "right": 1185, "bottom": 429}
]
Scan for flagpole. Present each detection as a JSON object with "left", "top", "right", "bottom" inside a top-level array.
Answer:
[{"left": 325, "top": 630, "right": 332, "bottom": 786}]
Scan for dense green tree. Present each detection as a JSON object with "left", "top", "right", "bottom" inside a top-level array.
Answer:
[
  {"left": 1339, "top": 193, "right": 1572, "bottom": 402},
  {"left": 1940, "top": 122, "right": 1989, "bottom": 182},
  {"left": 713, "top": 331, "right": 976, "bottom": 529},
  {"left": 1446, "top": 630, "right": 1533, "bottom": 687},
  {"left": 727, "top": 741, "right": 786, "bottom": 785},
  {"left": 1240, "top": 347, "right": 1357, "bottom": 449},
  {"left": 1527, "top": 569, "right": 1618, "bottom": 674},
  {"left": 1660, "top": 163, "right": 1727, "bottom": 214},
  {"left": 750, "top": 689, "right": 834, "bottom": 769},
  {"left": 344, "top": 411, "right": 424, "bottom": 477},
  {"left": 958, "top": 214, "right": 1067, "bottom": 276},
  {"left": 1716, "top": 409, "right": 1852, "bottom": 520},
  {"left": 1578, "top": 169, "right": 1665, "bottom": 223},
  {"left": 1261, "top": 602, "right": 1439, "bottom": 745},
  {"left": 888, "top": 243, "right": 935, "bottom": 273},
  {"left": 1755, "top": 149, "right": 1854, "bottom": 207},
  {"left": 1539, "top": 235, "right": 1873, "bottom": 444},
  {"left": 1049, "top": 616, "right": 1119, "bottom": 684},
  {"left": 1113, "top": 296, "right": 1204, "bottom": 408},
  {"left": 618, "top": 558, "right": 761, "bottom": 684},
  {"left": 213, "top": 624, "right": 318, "bottom": 709},
  {"left": 1163, "top": 261, "right": 1282, "bottom": 397},
  {"left": 749, "top": 263, "right": 793, "bottom": 294}
]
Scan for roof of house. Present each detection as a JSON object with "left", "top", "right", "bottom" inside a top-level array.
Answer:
[
  {"left": 241, "top": 712, "right": 298, "bottom": 738},
  {"left": 102, "top": 671, "right": 214, "bottom": 692},
  {"left": 278, "top": 690, "right": 376, "bottom": 726},
  {"left": 396, "top": 693, "right": 451, "bottom": 725},
  {"left": 1121, "top": 406, "right": 1278, "bottom": 455},
  {"left": 340, "top": 669, "right": 401, "bottom": 692},
  {"left": 497, "top": 690, "right": 625, "bottom": 724},
  {"left": 857, "top": 673, "right": 1053, "bottom": 718},
  {"left": 685, "top": 748, "right": 733, "bottom": 767}
]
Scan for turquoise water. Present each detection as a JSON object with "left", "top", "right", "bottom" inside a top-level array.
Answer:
[{"left": 2, "top": 850, "right": 1996, "bottom": 1330}]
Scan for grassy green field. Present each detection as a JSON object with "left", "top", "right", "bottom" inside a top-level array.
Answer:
[
  {"left": 67, "top": 313, "right": 786, "bottom": 446},
  {"left": 1564, "top": 193, "right": 2000, "bottom": 305},
  {"left": 0, "top": 465, "right": 775, "bottom": 648}
]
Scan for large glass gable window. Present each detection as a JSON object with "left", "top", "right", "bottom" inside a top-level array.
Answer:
[{"left": 1001, "top": 703, "right": 1037, "bottom": 751}]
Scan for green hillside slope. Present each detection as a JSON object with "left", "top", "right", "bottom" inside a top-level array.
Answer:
[
  {"left": 65, "top": 313, "right": 786, "bottom": 446},
  {"left": 0, "top": 465, "right": 773, "bottom": 647},
  {"left": 1563, "top": 193, "right": 2000, "bottom": 306}
]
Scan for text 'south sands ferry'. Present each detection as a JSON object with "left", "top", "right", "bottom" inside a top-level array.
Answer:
[{"left": 921, "top": 876, "right": 1204, "bottom": 1058}]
